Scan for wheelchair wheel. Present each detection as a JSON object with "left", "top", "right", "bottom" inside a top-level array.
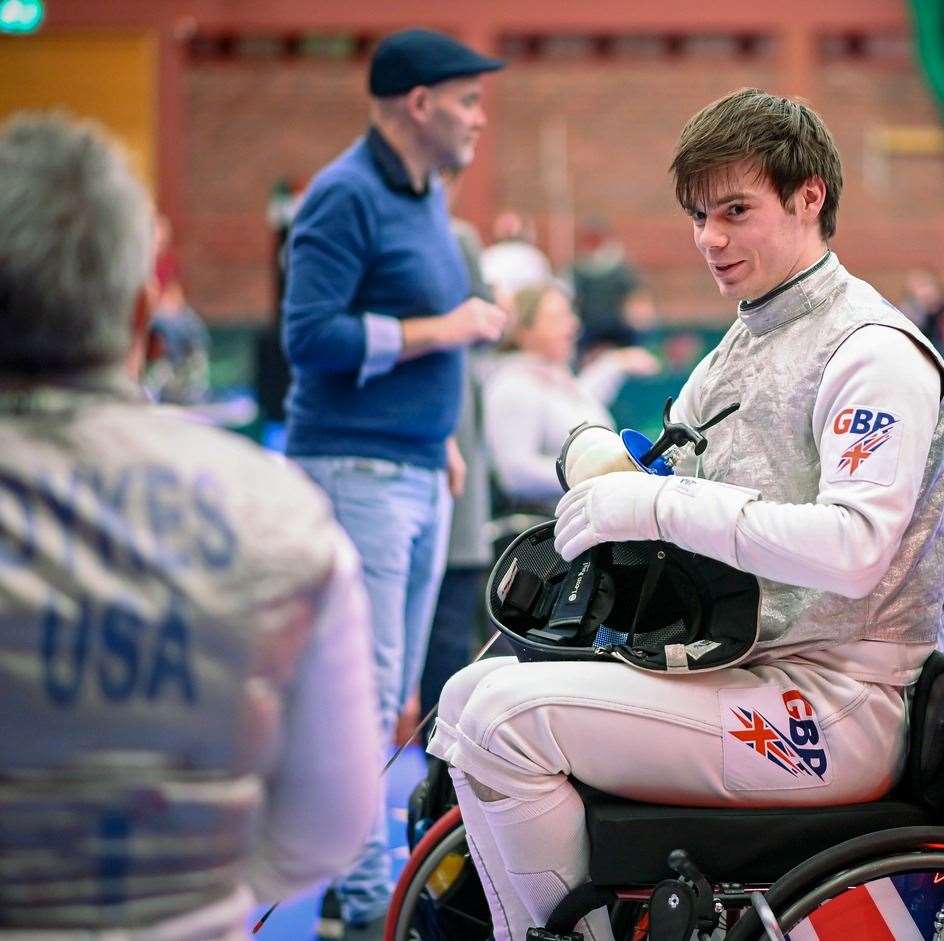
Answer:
[
  {"left": 385, "top": 806, "right": 492, "bottom": 941},
  {"left": 726, "top": 826, "right": 944, "bottom": 940}
]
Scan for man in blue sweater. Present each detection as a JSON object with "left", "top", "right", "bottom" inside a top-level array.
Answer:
[{"left": 281, "top": 28, "right": 507, "bottom": 937}]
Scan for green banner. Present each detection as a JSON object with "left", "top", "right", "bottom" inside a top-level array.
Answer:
[{"left": 912, "top": 0, "right": 944, "bottom": 118}]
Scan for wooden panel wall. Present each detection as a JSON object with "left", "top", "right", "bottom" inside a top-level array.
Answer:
[{"left": 0, "top": 31, "right": 157, "bottom": 188}]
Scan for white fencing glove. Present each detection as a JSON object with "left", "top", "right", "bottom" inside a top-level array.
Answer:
[
  {"left": 555, "top": 472, "right": 665, "bottom": 561},
  {"left": 555, "top": 473, "right": 760, "bottom": 566}
]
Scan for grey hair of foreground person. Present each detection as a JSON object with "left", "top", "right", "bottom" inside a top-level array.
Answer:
[{"left": 0, "top": 112, "right": 154, "bottom": 376}]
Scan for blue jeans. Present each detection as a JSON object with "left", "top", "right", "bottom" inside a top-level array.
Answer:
[{"left": 297, "top": 456, "right": 451, "bottom": 924}]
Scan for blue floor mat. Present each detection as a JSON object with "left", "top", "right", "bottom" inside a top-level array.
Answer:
[{"left": 250, "top": 744, "right": 428, "bottom": 939}]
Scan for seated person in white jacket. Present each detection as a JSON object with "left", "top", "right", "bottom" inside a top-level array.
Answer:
[
  {"left": 428, "top": 88, "right": 944, "bottom": 941},
  {"left": 484, "top": 281, "right": 659, "bottom": 512}
]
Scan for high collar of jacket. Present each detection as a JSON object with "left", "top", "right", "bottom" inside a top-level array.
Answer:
[
  {"left": 366, "top": 125, "right": 430, "bottom": 197},
  {"left": 0, "top": 365, "right": 143, "bottom": 415},
  {"left": 737, "top": 251, "right": 839, "bottom": 337}
]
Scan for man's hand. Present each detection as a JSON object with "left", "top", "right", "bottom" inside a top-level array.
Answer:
[
  {"left": 439, "top": 298, "right": 507, "bottom": 347},
  {"left": 400, "top": 298, "right": 507, "bottom": 360},
  {"left": 446, "top": 436, "right": 466, "bottom": 497},
  {"left": 554, "top": 472, "right": 667, "bottom": 561}
]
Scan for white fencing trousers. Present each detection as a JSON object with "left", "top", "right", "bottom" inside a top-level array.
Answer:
[
  {"left": 427, "top": 655, "right": 907, "bottom": 938},
  {"left": 449, "top": 766, "right": 614, "bottom": 941}
]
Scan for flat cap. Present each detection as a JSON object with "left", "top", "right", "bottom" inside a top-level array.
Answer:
[{"left": 369, "top": 28, "right": 504, "bottom": 97}]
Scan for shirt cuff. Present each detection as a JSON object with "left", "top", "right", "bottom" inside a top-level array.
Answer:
[{"left": 358, "top": 313, "right": 403, "bottom": 386}]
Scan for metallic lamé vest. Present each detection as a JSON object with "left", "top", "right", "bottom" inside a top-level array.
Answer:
[
  {"left": 693, "top": 253, "right": 944, "bottom": 654},
  {"left": 0, "top": 375, "right": 338, "bottom": 929}
]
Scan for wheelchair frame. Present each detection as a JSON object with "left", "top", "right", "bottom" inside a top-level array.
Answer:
[
  {"left": 386, "top": 811, "right": 944, "bottom": 941},
  {"left": 386, "top": 650, "right": 944, "bottom": 940}
]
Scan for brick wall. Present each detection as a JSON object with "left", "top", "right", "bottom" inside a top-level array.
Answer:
[
  {"left": 184, "top": 46, "right": 944, "bottom": 322},
  {"left": 492, "top": 56, "right": 780, "bottom": 319},
  {"left": 185, "top": 59, "right": 369, "bottom": 321}
]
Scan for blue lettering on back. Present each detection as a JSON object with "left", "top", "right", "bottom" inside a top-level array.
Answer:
[
  {"left": 147, "top": 598, "right": 197, "bottom": 704},
  {"left": 98, "top": 597, "right": 145, "bottom": 702},
  {"left": 193, "top": 473, "right": 237, "bottom": 569},
  {"left": 98, "top": 811, "right": 132, "bottom": 904},
  {"left": 0, "top": 473, "right": 37, "bottom": 567},
  {"left": 35, "top": 472, "right": 79, "bottom": 576},
  {"left": 42, "top": 593, "right": 91, "bottom": 707},
  {"left": 143, "top": 464, "right": 191, "bottom": 571},
  {"left": 79, "top": 467, "right": 146, "bottom": 574},
  {"left": 40, "top": 591, "right": 199, "bottom": 706}
]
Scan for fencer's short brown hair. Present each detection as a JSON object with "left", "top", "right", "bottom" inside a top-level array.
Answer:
[{"left": 670, "top": 88, "right": 843, "bottom": 239}]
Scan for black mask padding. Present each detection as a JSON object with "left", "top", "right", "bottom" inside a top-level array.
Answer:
[
  {"left": 525, "top": 562, "right": 615, "bottom": 647},
  {"left": 602, "top": 555, "right": 703, "bottom": 653},
  {"left": 496, "top": 553, "right": 615, "bottom": 648},
  {"left": 486, "top": 521, "right": 761, "bottom": 671}
]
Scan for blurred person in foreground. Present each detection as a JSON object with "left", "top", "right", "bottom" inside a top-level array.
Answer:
[
  {"left": 484, "top": 281, "right": 659, "bottom": 515},
  {"left": 280, "top": 27, "right": 506, "bottom": 937},
  {"left": 428, "top": 88, "right": 944, "bottom": 941},
  {"left": 0, "top": 113, "right": 380, "bottom": 939}
]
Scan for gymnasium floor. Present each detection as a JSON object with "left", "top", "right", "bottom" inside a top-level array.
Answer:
[{"left": 250, "top": 744, "right": 429, "bottom": 940}]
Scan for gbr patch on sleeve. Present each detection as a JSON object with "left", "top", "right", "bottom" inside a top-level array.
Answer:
[{"left": 823, "top": 405, "right": 901, "bottom": 486}]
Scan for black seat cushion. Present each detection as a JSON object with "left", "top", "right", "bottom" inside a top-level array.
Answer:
[
  {"left": 907, "top": 649, "right": 944, "bottom": 814},
  {"left": 578, "top": 785, "right": 932, "bottom": 886}
]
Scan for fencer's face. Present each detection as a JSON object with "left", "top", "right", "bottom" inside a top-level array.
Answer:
[
  {"left": 689, "top": 160, "right": 827, "bottom": 303},
  {"left": 519, "top": 288, "right": 580, "bottom": 364},
  {"left": 423, "top": 77, "right": 486, "bottom": 171}
]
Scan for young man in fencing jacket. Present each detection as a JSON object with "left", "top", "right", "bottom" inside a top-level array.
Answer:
[{"left": 427, "top": 88, "right": 944, "bottom": 941}]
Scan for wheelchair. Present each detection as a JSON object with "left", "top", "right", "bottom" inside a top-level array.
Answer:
[{"left": 385, "top": 649, "right": 944, "bottom": 941}]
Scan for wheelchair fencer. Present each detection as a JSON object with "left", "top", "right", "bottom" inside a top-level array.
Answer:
[
  {"left": 389, "top": 652, "right": 944, "bottom": 941},
  {"left": 384, "top": 405, "right": 944, "bottom": 941}
]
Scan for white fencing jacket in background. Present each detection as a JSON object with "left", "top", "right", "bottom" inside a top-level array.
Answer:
[{"left": 0, "top": 370, "right": 380, "bottom": 938}]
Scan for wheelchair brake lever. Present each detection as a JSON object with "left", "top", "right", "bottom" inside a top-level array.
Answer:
[{"left": 638, "top": 849, "right": 723, "bottom": 941}]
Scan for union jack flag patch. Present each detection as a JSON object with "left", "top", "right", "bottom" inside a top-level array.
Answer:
[
  {"left": 836, "top": 424, "right": 894, "bottom": 475},
  {"left": 789, "top": 874, "right": 941, "bottom": 940},
  {"left": 720, "top": 686, "right": 832, "bottom": 791},
  {"left": 825, "top": 404, "right": 901, "bottom": 486}
]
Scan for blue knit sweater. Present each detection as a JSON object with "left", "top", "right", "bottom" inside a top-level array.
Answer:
[{"left": 282, "top": 131, "right": 470, "bottom": 469}]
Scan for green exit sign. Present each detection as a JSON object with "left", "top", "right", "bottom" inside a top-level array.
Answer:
[{"left": 0, "top": 0, "right": 44, "bottom": 34}]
